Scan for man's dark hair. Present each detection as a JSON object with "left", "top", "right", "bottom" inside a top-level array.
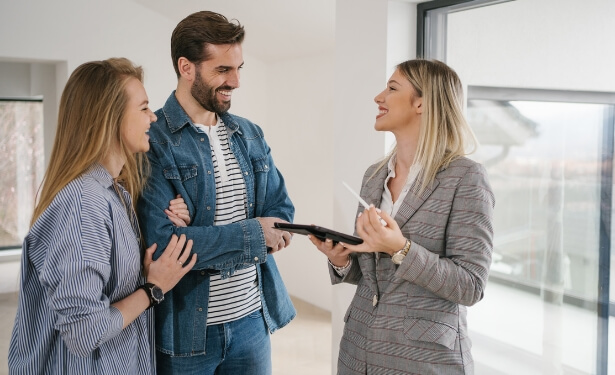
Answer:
[{"left": 171, "top": 11, "right": 245, "bottom": 78}]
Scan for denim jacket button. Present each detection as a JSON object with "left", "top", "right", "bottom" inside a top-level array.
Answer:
[
  {"left": 198, "top": 307, "right": 203, "bottom": 312},
  {"left": 207, "top": 170, "right": 212, "bottom": 174},
  {"left": 244, "top": 171, "right": 248, "bottom": 175},
  {"left": 200, "top": 271, "right": 205, "bottom": 276},
  {"left": 200, "top": 138, "right": 205, "bottom": 142},
  {"left": 206, "top": 206, "right": 211, "bottom": 210},
  {"left": 249, "top": 203, "right": 253, "bottom": 207},
  {"left": 254, "top": 257, "right": 259, "bottom": 261}
]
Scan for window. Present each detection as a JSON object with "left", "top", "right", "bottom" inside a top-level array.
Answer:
[
  {"left": 418, "top": 0, "right": 615, "bottom": 373},
  {"left": 0, "top": 99, "right": 44, "bottom": 250}
]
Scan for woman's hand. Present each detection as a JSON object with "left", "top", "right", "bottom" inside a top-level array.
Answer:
[
  {"left": 165, "top": 194, "right": 191, "bottom": 227},
  {"left": 142, "top": 234, "right": 197, "bottom": 293},
  {"left": 307, "top": 234, "right": 353, "bottom": 267},
  {"left": 342, "top": 206, "right": 407, "bottom": 255}
]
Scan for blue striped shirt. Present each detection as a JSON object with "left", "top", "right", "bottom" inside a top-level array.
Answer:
[{"left": 8, "top": 164, "right": 155, "bottom": 374}]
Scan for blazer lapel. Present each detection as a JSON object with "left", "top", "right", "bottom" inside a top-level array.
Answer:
[
  {"left": 394, "top": 174, "right": 440, "bottom": 228},
  {"left": 361, "top": 166, "right": 388, "bottom": 208},
  {"left": 356, "top": 166, "right": 388, "bottom": 294}
]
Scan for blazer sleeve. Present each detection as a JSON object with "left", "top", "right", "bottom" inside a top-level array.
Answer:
[{"left": 396, "top": 162, "right": 495, "bottom": 306}]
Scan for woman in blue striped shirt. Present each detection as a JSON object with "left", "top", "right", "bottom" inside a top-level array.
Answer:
[{"left": 8, "top": 58, "right": 197, "bottom": 374}]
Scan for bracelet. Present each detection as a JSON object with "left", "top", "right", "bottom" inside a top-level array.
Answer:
[{"left": 329, "top": 257, "right": 351, "bottom": 273}]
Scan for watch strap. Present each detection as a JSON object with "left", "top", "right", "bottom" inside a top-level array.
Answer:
[
  {"left": 139, "top": 282, "right": 159, "bottom": 309},
  {"left": 399, "top": 240, "right": 411, "bottom": 257}
]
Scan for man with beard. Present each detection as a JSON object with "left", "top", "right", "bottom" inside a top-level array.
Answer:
[{"left": 136, "top": 11, "right": 296, "bottom": 375}]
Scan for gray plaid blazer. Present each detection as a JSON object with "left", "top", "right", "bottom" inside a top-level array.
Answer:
[{"left": 332, "top": 157, "right": 495, "bottom": 375}]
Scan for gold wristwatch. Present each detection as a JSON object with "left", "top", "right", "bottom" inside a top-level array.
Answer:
[{"left": 391, "top": 240, "right": 411, "bottom": 265}]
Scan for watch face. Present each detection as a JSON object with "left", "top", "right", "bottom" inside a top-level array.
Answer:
[
  {"left": 392, "top": 253, "right": 404, "bottom": 265},
  {"left": 151, "top": 285, "right": 164, "bottom": 302}
]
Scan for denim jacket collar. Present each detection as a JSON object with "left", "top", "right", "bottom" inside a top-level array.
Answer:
[{"left": 162, "top": 91, "right": 241, "bottom": 136}]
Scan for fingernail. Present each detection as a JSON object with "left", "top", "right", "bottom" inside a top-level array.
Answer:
[
  {"left": 375, "top": 208, "right": 381, "bottom": 213},
  {"left": 358, "top": 212, "right": 362, "bottom": 217}
]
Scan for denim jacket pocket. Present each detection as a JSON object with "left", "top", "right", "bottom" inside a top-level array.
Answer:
[
  {"left": 163, "top": 165, "right": 199, "bottom": 200},
  {"left": 402, "top": 317, "right": 458, "bottom": 350},
  {"left": 251, "top": 156, "right": 270, "bottom": 206}
]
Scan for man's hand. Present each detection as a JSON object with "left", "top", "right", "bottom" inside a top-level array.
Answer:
[{"left": 256, "top": 217, "right": 293, "bottom": 253}]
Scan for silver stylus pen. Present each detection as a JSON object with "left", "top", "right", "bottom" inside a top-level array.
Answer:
[{"left": 342, "top": 181, "right": 387, "bottom": 226}]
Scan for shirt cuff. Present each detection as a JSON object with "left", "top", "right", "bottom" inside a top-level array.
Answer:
[
  {"left": 100, "top": 306, "right": 124, "bottom": 344},
  {"left": 329, "top": 257, "right": 352, "bottom": 277}
]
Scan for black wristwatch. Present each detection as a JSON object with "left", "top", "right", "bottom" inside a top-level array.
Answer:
[{"left": 139, "top": 282, "right": 164, "bottom": 309}]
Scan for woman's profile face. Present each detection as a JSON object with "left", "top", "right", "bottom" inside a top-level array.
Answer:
[
  {"left": 373, "top": 69, "right": 422, "bottom": 134},
  {"left": 120, "top": 77, "right": 157, "bottom": 154}
]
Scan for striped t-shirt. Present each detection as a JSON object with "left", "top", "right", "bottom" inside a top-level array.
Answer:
[{"left": 195, "top": 118, "right": 261, "bottom": 325}]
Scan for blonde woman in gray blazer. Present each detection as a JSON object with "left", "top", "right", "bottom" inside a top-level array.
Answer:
[{"left": 309, "top": 59, "right": 495, "bottom": 375}]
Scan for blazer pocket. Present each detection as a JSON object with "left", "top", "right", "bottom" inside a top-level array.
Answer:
[{"left": 403, "top": 317, "right": 458, "bottom": 350}]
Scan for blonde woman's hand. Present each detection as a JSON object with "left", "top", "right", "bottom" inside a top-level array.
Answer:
[
  {"left": 342, "top": 206, "right": 406, "bottom": 255},
  {"left": 142, "top": 234, "right": 197, "bottom": 293},
  {"left": 165, "top": 194, "right": 191, "bottom": 227},
  {"left": 307, "top": 233, "right": 352, "bottom": 267}
]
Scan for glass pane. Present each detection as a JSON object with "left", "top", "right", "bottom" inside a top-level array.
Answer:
[
  {"left": 0, "top": 101, "right": 44, "bottom": 249},
  {"left": 467, "top": 98, "right": 607, "bottom": 374}
]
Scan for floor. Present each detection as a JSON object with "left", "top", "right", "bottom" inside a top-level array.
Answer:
[{"left": 0, "top": 292, "right": 332, "bottom": 375}]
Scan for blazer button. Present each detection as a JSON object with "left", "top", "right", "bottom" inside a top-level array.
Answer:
[{"left": 372, "top": 295, "right": 378, "bottom": 306}]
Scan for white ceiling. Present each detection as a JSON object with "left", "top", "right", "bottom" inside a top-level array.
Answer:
[{"left": 133, "top": 0, "right": 336, "bottom": 63}]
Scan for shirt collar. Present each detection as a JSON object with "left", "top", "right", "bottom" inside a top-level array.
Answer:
[
  {"left": 87, "top": 163, "right": 114, "bottom": 189},
  {"left": 162, "top": 91, "right": 241, "bottom": 136}
]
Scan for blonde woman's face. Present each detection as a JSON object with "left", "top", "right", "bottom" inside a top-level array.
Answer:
[
  {"left": 120, "top": 77, "right": 157, "bottom": 154},
  {"left": 373, "top": 69, "right": 422, "bottom": 134}
]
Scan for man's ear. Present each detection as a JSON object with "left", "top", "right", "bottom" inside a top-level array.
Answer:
[{"left": 177, "top": 57, "right": 195, "bottom": 81}]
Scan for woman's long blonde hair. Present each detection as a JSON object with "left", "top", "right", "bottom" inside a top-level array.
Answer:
[
  {"left": 383, "top": 59, "right": 477, "bottom": 194},
  {"left": 30, "top": 58, "right": 149, "bottom": 226}
]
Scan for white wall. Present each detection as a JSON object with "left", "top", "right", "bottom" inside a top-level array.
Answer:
[
  {"left": 255, "top": 53, "right": 336, "bottom": 311},
  {"left": 0, "top": 0, "right": 180, "bottom": 165}
]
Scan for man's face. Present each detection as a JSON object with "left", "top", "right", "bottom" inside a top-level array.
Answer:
[{"left": 191, "top": 43, "right": 243, "bottom": 114}]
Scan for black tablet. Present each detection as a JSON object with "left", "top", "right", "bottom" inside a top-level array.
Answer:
[{"left": 274, "top": 222, "right": 363, "bottom": 245}]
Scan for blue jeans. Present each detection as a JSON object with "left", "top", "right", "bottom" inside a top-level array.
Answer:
[{"left": 156, "top": 309, "right": 272, "bottom": 375}]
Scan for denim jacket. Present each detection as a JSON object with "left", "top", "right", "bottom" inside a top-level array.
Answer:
[{"left": 137, "top": 92, "right": 296, "bottom": 356}]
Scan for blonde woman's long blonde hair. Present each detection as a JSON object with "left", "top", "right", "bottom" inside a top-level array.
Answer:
[
  {"left": 30, "top": 58, "right": 149, "bottom": 226},
  {"left": 383, "top": 59, "right": 477, "bottom": 194}
]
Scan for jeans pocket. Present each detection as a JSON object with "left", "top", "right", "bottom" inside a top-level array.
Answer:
[{"left": 247, "top": 309, "right": 263, "bottom": 319}]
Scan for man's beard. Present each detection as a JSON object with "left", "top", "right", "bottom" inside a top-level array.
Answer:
[{"left": 191, "top": 69, "right": 232, "bottom": 114}]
